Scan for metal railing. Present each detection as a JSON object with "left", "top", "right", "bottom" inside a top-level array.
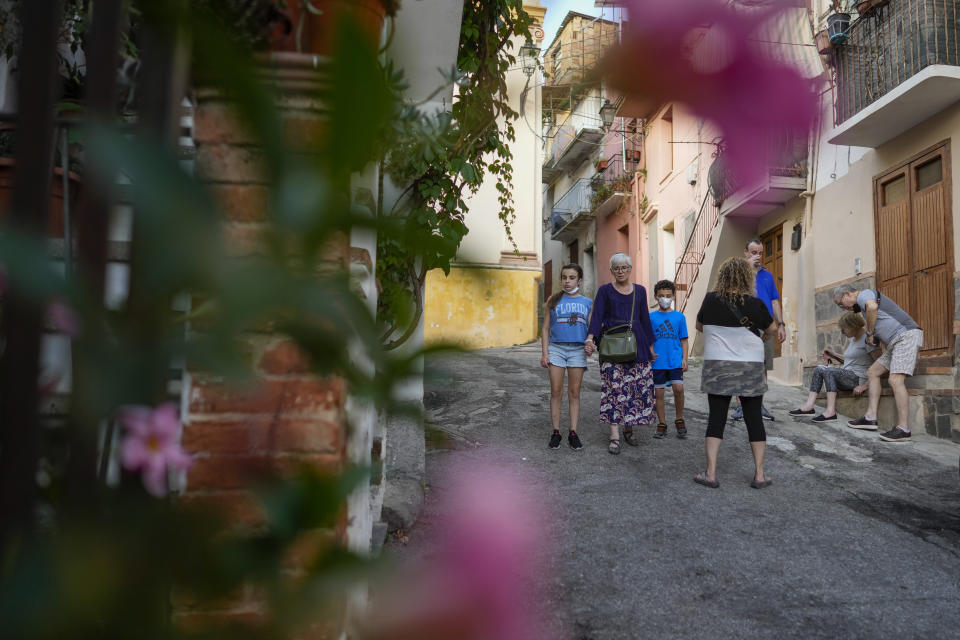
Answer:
[
  {"left": 834, "top": 0, "right": 960, "bottom": 124},
  {"left": 707, "top": 130, "right": 808, "bottom": 204},
  {"left": 551, "top": 177, "right": 594, "bottom": 234},
  {"left": 589, "top": 154, "right": 633, "bottom": 210},
  {"left": 674, "top": 191, "right": 722, "bottom": 313}
]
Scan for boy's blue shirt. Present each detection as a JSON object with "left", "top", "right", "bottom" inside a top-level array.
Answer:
[{"left": 650, "top": 309, "right": 688, "bottom": 370}]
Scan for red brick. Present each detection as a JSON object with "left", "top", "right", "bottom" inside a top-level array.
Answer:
[
  {"left": 182, "top": 421, "right": 250, "bottom": 455},
  {"left": 187, "top": 453, "right": 342, "bottom": 491},
  {"left": 195, "top": 144, "right": 266, "bottom": 184},
  {"left": 208, "top": 184, "right": 270, "bottom": 222},
  {"left": 193, "top": 102, "right": 256, "bottom": 145},
  {"left": 184, "top": 416, "right": 342, "bottom": 456},
  {"left": 189, "top": 377, "right": 345, "bottom": 415},
  {"left": 223, "top": 223, "right": 267, "bottom": 256},
  {"left": 179, "top": 490, "right": 267, "bottom": 528},
  {"left": 259, "top": 339, "right": 312, "bottom": 374},
  {"left": 282, "top": 116, "right": 328, "bottom": 152}
]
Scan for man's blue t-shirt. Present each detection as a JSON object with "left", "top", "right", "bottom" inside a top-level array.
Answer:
[
  {"left": 755, "top": 267, "right": 780, "bottom": 316},
  {"left": 650, "top": 310, "right": 688, "bottom": 370},
  {"left": 549, "top": 295, "right": 592, "bottom": 343}
]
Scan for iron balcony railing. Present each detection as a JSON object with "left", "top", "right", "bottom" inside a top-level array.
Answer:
[
  {"left": 834, "top": 0, "right": 960, "bottom": 124},
  {"left": 589, "top": 154, "right": 633, "bottom": 208},
  {"left": 707, "top": 130, "right": 808, "bottom": 204},
  {"left": 550, "top": 177, "right": 593, "bottom": 234}
]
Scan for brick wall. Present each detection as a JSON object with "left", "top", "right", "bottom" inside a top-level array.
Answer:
[{"left": 174, "top": 53, "right": 360, "bottom": 632}]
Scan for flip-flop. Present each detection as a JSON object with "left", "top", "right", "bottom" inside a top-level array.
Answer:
[
  {"left": 693, "top": 472, "right": 719, "bottom": 488},
  {"left": 750, "top": 478, "right": 773, "bottom": 489}
]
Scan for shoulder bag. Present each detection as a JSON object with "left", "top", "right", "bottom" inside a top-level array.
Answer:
[
  {"left": 722, "top": 297, "right": 764, "bottom": 338},
  {"left": 599, "top": 285, "right": 638, "bottom": 363}
]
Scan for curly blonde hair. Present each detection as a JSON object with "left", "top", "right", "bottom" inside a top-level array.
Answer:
[{"left": 713, "top": 257, "right": 756, "bottom": 305}]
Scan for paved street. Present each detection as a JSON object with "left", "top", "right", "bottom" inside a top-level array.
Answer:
[{"left": 391, "top": 343, "right": 960, "bottom": 640}]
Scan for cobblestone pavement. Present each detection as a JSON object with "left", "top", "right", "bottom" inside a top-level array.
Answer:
[{"left": 388, "top": 343, "right": 960, "bottom": 640}]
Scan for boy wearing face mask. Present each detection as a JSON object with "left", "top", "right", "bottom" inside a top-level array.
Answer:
[{"left": 650, "top": 280, "right": 689, "bottom": 438}]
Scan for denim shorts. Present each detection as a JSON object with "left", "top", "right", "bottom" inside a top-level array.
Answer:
[
  {"left": 548, "top": 342, "right": 588, "bottom": 368},
  {"left": 652, "top": 367, "right": 684, "bottom": 388}
]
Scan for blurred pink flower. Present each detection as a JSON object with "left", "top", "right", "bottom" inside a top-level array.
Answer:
[
  {"left": 46, "top": 299, "right": 81, "bottom": 337},
  {"left": 118, "top": 402, "right": 193, "bottom": 497},
  {"left": 366, "top": 460, "right": 550, "bottom": 640},
  {"left": 606, "top": 0, "right": 816, "bottom": 186}
]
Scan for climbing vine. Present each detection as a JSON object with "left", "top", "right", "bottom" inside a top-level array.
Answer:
[{"left": 377, "top": 0, "right": 534, "bottom": 349}]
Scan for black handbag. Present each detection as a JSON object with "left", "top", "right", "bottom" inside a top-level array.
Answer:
[{"left": 598, "top": 286, "right": 638, "bottom": 363}]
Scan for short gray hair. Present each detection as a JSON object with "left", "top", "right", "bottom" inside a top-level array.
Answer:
[
  {"left": 610, "top": 252, "right": 632, "bottom": 269},
  {"left": 832, "top": 283, "right": 857, "bottom": 300}
]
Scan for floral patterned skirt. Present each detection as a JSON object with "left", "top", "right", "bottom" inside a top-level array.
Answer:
[{"left": 599, "top": 360, "right": 655, "bottom": 426}]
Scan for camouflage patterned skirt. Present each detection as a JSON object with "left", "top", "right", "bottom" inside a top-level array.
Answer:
[
  {"left": 599, "top": 360, "right": 655, "bottom": 426},
  {"left": 700, "top": 360, "right": 767, "bottom": 397}
]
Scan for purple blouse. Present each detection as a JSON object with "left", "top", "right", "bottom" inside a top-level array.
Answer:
[{"left": 588, "top": 283, "right": 656, "bottom": 364}]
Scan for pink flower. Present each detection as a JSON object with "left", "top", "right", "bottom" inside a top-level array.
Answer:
[
  {"left": 118, "top": 403, "right": 193, "bottom": 497},
  {"left": 365, "top": 459, "right": 551, "bottom": 640},
  {"left": 606, "top": 0, "right": 816, "bottom": 187},
  {"left": 45, "top": 299, "right": 81, "bottom": 337}
]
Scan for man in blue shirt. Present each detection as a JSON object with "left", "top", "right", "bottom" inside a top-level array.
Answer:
[{"left": 732, "top": 238, "right": 786, "bottom": 421}]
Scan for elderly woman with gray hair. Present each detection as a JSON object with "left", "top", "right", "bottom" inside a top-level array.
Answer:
[{"left": 584, "top": 252, "right": 657, "bottom": 455}]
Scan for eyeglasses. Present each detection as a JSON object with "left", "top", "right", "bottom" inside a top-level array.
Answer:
[{"left": 611, "top": 266, "right": 631, "bottom": 273}]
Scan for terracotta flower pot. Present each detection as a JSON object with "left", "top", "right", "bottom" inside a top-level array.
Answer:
[
  {"left": 0, "top": 157, "right": 82, "bottom": 237},
  {"left": 271, "top": 0, "right": 387, "bottom": 55},
  {"left": 815, "top": 29, "right": 833, "bottom": 55}
]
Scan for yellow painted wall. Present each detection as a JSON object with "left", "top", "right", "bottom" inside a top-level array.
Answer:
[{"left": 424, "top": 266, "right": 541, "bottom": 349}]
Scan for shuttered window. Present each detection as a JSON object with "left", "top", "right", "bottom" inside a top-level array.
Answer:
[{"left": 874, "top": 144, "right": 954, "bottom": 355}]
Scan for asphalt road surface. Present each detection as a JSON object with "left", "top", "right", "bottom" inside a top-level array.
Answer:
[{"left": 389, "top": 343, "right": 960, "bottom": 640}]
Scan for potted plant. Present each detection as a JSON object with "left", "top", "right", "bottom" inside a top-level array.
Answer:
[
  {"left": 815, "top": 29, "right": 833, "bottom": 54},
  {"left": 271, "top": 0, "right": 397, "bottom": 55},
  {"left": 595, "top": 158, "right": 609, "bottom": 171},
  {"left": 826, "top": 2, "right": 852, "bottom": 45}
]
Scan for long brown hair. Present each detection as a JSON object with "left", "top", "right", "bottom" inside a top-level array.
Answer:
[
  {"left": 548, "top": 263, "right": 584, "bottom": 310},
  {"left": 713, "top": 257, "right": 755, "bottom": 306}
]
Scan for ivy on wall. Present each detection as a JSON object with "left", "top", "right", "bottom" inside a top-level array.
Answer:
[{"left": 377, "top": 0, "right": 534, "bottom": 349}]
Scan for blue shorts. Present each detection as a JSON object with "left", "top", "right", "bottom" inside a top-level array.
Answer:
[
  {"left": 652, "top": 368, "right": 684, "bottom": 388},
  {"left": 548, "top": 342, "right": 587, "bottom": 368}
]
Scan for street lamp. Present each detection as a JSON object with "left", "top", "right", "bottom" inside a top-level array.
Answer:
[
  {"left": 520, "top": 41, "right": 540, "bottom": 77},
  {"left": 599, "top": 98, "right": 617, "bottom": 130}
]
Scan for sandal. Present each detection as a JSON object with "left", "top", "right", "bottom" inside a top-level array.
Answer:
[
  {"left": 608, "top": 439, "right": 621, "bottom": 455},
  {"left": 675, "top": 419, "right": 687, "bottom": 439},
  {"left": 653, "top": 423, "right": 667, "bottom": 439},
  {"left": 693, "top": 472, "right": 719, "bottom": 488},
  {"left": 623, "top": 428, "right": 639, "bottom": 446},
  {"left": 750, "top": 478, "right": 773, "bottom": 489}
]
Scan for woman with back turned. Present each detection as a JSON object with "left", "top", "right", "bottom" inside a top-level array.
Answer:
[{"left": 694, "top": 257, "right": 778, "bottom": 489}]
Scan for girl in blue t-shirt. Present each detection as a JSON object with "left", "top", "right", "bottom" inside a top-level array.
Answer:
[
  {"left": 540, "top": 263, "right": 592, "bottom": 450},
  {"left": 650, "top": 280, "right": 689, "bottom": 439}
]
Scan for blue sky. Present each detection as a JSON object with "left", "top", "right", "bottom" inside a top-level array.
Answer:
[{"left": 541, "top": 0, "right": 603, "bottom": 45}]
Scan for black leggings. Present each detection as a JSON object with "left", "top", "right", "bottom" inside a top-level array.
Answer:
[{"left": 706, "top": 394, "right": 766, "bottom": 442}]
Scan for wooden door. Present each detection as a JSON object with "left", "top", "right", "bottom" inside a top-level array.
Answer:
[
  {"left": 760, "top": 226, "right": 784, "bottom": 357},
  {"left": 875, "top": 144, "right": 954, "bottom": 354},
  {"left": 569, "top": 240, "right": 579, "bottom": 265}
]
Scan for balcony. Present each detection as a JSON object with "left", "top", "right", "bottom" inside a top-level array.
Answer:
[
  {"left": 542, "top": 122, "right": 604, "bottom": 183},
  {"left": 589, "top": 154, "right": 633, "bottom": 218},
  {"left": 550, "top": 178, "right": 595, "bottom": 242},
  {"left": 710, "top": 131, "right": 808, "bottom": 218},
  {"left": 828, "top": 0, "right": 960, "bottom": 147}
]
